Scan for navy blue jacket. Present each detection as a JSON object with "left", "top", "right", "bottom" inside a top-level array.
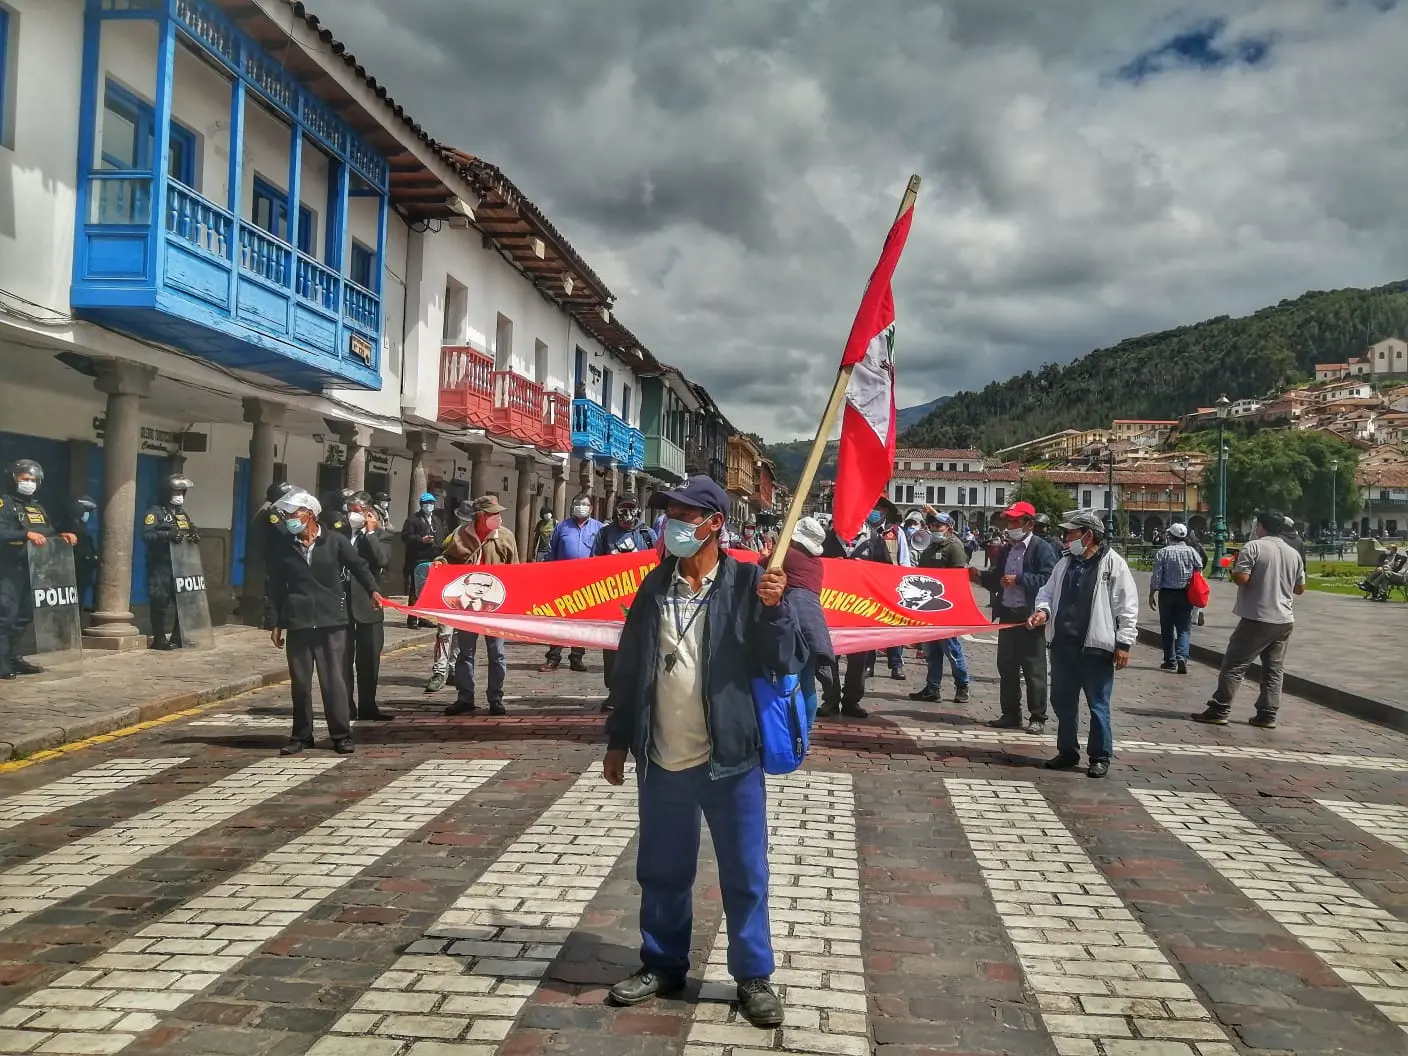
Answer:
[
  {"left": 978, "top": 534, "right": 1058, "bottom": 615},
  {"left": 604, "top": 552, "right": 807, "bottom": 779}
]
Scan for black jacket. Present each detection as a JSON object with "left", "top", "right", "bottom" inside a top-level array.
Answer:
[
  {"left": 0, "top": 492, "right": 54, "bottom": 574},
  {"left": 604, "top": 552, "right": 807, "bottom": 779},
  {"left": 400, "top": 511, "right": 444, "bottom": 571},
  {"left": 822, "top": 525, "right": 891, "bottom": 563},
  {"left": 593, "top": 523, "right": 657, "bottom": 556},
  {"left": 977, "top": 534, "right": 1058, "bottom": 616},
  {"left": 142, "top": 503, "right": 199, "bottom": 586},
  {"left": 264, "top": 527, "right": 378, "bottom": 631},
  {"left": 343, "top": 528, "right": 390, "bottom": 624}
]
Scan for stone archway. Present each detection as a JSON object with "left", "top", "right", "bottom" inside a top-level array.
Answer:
[
  {"left": 1144, "top": 515, "right": 1164, "bottom": 540},
  {"left": 1189, "top": 515, "right": 1208, "bottom": 535}
]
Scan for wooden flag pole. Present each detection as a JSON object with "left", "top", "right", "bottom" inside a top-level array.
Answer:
[
  {"left": 767, "top": 174, "right": 922, "bottom": 572},
  {"left": 765, "top": 178, "right": 918, "bottom": 571}
]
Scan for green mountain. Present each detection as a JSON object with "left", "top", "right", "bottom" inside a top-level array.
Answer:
[
  {"left": 901, "top": 281, "right": 1408, "bottom": 452},
  {"left": 762, "top": 399, "right": 949, "bottom": 490},
  {"left": 896, "top": 396, "right": 951, "bottom": 431}
]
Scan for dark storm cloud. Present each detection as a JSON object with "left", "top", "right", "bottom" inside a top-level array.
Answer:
[{"left": 324, "top": 0, "right": 1408, "bottom": 439}]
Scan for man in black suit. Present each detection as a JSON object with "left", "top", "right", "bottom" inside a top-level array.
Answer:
[
  {"left": 265, "top": 489, "right": 383, "bottom": 756},
  {"left": 343, "top": 492, "right": 392, "bottom": 722},
  {"left": 815, "top": 502, "right": 896, "bottom": 720},
  {"left": 971, "top": 500, "right": 1059, "bottom": 733}
]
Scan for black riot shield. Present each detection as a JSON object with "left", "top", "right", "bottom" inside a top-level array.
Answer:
[
  {"left": 170, "top": 541, "right": 215, "bottom": 650},
  {"left": 21, "top": 539, "right": 84, "bottom": 679}
]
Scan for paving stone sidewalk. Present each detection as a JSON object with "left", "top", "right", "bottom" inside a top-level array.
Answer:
[{"left": 0, "top": 623, "right": 436, "bottom": 761}]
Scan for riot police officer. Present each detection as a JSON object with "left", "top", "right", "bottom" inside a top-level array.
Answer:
[
  {"left": 143, "top": 474, "right": 199, "bottom": 650},
  {"left": 0, "top": 460, "right": 76, "bottom": 678},
  {"left": 57, "top": 495, "right": 99, "bottom": 610}
]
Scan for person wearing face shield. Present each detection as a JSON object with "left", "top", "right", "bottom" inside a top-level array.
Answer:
[
  {"left": 1027, "top": 512, "right": 1138, "bottom": 779},
  {"left": 541, "top": 494, "right": 603, "bottom": 673},
  {"left": 265, "top": 489, "right": 384, "bottom": 755},
  {"left": 602, "top": 476, "right": 802, "bottom": 1028},
  {"left": 970, "top": 500, "right": 1058, "bottom": 733},
  {"left": 340, "top": 494, "right": 393, "bottom": 722},
  {"left": 434, "top": 495, "right": 519, "bottom": 715},
  {"left": 590, "top": 495, "right": 658, "bottom": 698},
  {"left": 909, "top": 512, "right": 972, "bottom": 704},
  {"left": 142, "top": 474, "right": 199, "bottom": 650},
  {"left": 0, "top": 460, "right": 76, "bottom": 679},
  {"left": 400, "top": 492, "right": 444, "bottom": 627}
]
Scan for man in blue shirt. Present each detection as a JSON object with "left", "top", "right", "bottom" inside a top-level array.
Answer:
[
  {"left": 542, "top": 494, "right": 603, "bottom": 672},
  {"left": 1149, "top": 522, "right": 1204, "bottom": 673}
]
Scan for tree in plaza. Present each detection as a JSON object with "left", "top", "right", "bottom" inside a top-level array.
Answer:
[
  {"left": 1013, "top": 473, "right": 1072, "bottom": 526},
  {"left": 1182, "top": 430, "right": 1362, "bottom": 528}
]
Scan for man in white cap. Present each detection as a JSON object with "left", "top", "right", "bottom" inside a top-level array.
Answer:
[
  {"left": 1149, "top": 521, "right": 1204, "bottom": 674},
  {"left": 265, "top": 489, "right": 384, "bottom": 755}
]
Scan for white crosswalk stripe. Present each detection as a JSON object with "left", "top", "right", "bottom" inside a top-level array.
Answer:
[
  {"left": 1318, "top": 799, "right": 1408, "bottom": 858},
  {"left": 0, "top": 760, "right": 506, "bottom": 1055},
  {"left": 0, "top": 759, "right": 186, "bottom": 831},
  {"left": 1134, "top": 789, "right": 1408, "bottom": 1035},
  {"left": 895, "top": 722, "right": 1408, "bottom": 772},
  {"left": 313, "top": 767, "right": 638, "bottom": 1055},
  {"left": 0, "top": 757, "right": 340, "bottom": 937},
  {"left": 949, "top": 779, "right": 1237, "bottom": 1056},
  {"left": 684, "top": 770, "right": 869, "bottom": 1056}
]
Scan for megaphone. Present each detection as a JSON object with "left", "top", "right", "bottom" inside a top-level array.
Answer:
[{"left": 909, "top": 528, "right": 933, "bottom": 551}]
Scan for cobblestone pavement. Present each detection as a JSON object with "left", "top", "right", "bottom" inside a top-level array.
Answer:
[{"left": 0, "top": 632, "right": 1404, "bottom": 1056}]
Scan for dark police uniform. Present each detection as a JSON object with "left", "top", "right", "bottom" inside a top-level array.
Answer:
[
  {"left": 339, "top": 517, "right": 391, "bottom": 720},
  {"left": 143, "top": 501, "right": 199, "bottom": 649},
  {"left": 0, "top": 489, "right": 57, "bottom": 678}
]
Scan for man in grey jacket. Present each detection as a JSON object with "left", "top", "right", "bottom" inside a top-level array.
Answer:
[
  {"left": 909, "top": 512, "right": 972, "bottom": 703},
  {"left": 1029, "top": 512, "right": 1139, "bottom": 779}
]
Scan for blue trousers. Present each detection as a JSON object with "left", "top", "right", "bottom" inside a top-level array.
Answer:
[
  {"left": 921, "top": 636, "right": 970, "bottom": 691},
  {"left": 799, "top": 655, "right": 821, "bottom": 729},
  {"left": 637, "top": 763, "right": 773, "bottom": 980},
  {"left": 1049, "top": 641, "right": 1114, "bottom": 762},
  {"left": 1157, "top": 589, "right": 1193, "bottom": 664},
  {"left": 452, "top": 630, "right": 505, "bottom": 706}
]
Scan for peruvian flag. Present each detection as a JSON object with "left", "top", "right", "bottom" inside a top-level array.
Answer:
[{"left": 832, "top": 201, "right": 915, "bottom": 541}]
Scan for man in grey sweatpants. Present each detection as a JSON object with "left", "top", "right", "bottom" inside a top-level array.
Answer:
[{"left": 1191, "top": 509, "right": 1306, "bottom": 730}]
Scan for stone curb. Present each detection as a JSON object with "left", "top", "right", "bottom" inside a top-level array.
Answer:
[
  {"left": 1134, "top": 626, "right": 1408, "bottom": 733},
  {"left": 0, "top": 630, "right": 439, "bottom": 763}
]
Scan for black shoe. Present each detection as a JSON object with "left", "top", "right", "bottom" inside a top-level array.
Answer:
[
  {"left": 737, "top": 977, "right": 784, "bottom": 1028},
  {"left": 1024, "top": 720, "right": 1046, "bottom": 736},
  {"left": 0, "top": 671, "right": 15, "bottom": 681},
  {"left": 425, "top": 672, "right": 447, "bottom": 693},
  {"left": 538, "top": 662, "right": 560, "bottom": 673},
  {"left": 1159, "top": 662, "right": 1177, "bottom": 671},
  {"left": 333, "top": 739, "right": 355, "bottom": 755},
  {"left": 1044, "top": 753, "right": 1081, "bottom": 770},
  {"left": 358, "top": 710, "right": 394, "bottom": 722},
  {"left": 953, "top": 684, "right": 971, "bottom": 704},
  {"left": 599, "top": 700, "right": 613, "bottom": 714},
  {"left": 1249, "top": 713, "right": 1277, "bottom": 730},
  {"left": 279, "top": 739, "right": 313, "bottom": 756},
  {"left": 840, "top": 704, "right": 869, "bottom": 720},
  {"left": 488, "top": 702, "right": 507, "bottom": 716},
  {"left": 607, "top": 969, "right": 686, "bottom": 1007},
  {"left": 406, "top": 616, "right": 419, "bottom": 629},
  {"left": 987, "top": 716, "right": 1023, "bottom": 729},
  {"left": 168, "top": 638, "right": 184, "bottom": 650},
  {"left": 444, "top": 700, "right": 476, "bottom": 716},
  {"left": 815, "top": 703, "right": 840, "bottom": 719},
  {"left": 908, "top": 686, "right": 941, "bottom": 702},
  {"left": 11, "top": 658, "right": 43, "bottom": 676},
  {"left": 1087, "top": 759, "right": 1110, "bottom": 779},
  {"left": 1177, "top": 660, "right": 1188, "bottom": 675},
  {"left": 1191, "top": 706, "right": 1229, "bottom": 725},
  {"left": 150, "top": 637, "right": 173, "bottom": 652},
  {"left": 569, "top": 659, "right": 589, "bottom": 673},
  {"left": 890, "top": 667, "right": 906, "bottom": 681}
]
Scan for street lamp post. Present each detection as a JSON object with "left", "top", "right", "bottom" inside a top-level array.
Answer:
[
  {"left": 1105, "top": 448, "right": 1117, "bottom": 537},
  {"left": 1211, "top": 394, "right": 1231, "bottom": 578},
  {"left": 1330, "top": 457, "right": 1340, "bottom": 555},
  {"left": 1177, "top": 456, "right": 1190, "bottom": 525}
]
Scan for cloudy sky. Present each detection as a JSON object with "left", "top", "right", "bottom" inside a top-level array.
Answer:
[{"left": 324, "top": 0, "right": 1408, "bottom": 440}]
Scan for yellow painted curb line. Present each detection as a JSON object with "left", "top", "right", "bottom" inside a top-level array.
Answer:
[{"left": 0, "top": 636, "right": 434, "bottom": 775}]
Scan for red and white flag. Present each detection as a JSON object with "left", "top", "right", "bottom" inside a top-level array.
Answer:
[{"left": 832, "top": 200, "right": 915, "bottom": 541}]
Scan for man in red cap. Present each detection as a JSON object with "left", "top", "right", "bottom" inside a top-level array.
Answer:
[{"left": 970, "top": 500, "right": 1058, "bottom": 733}]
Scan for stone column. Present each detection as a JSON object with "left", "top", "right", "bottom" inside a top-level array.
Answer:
[
  {"left": 465, "top": 440, "right": 493, "bottom": 499},
  {"left": 328, "top": 421, "right": 374, "bottom": 493},
  {"left": 514, "top": 456, "right": 536, "bottom": 562},
  {"left": 241, "top": 398, "right": 285, "bottom": 625},
  {"left": 406, "top": 431, "right": 438, "bottom": 515},
  {"left": 576, "top": 457, "right": 592, "bottom": 498},
  {"left": 552, "top": 462, "right": 568, "bottom": 523},
  {"left": 601, "top": 464, "right": 618, "bottom": 522},
  {"left": 86, "top": 361, "right": 157, "bottom": 647}
]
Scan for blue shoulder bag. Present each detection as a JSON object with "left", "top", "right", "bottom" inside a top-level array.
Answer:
[{"left": 751, "top": 672, "right": 809, "bottom": 775}]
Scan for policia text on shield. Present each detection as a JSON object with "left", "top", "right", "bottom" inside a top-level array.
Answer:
[{"left": 142, "top": 474, "right": 215, "bottom": 651}]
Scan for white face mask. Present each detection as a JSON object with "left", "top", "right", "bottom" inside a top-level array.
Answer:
[
  {"left": 1065, "top": 535, "right": 1087, "bottom": 557},
  {"left": 572, "top": 504, "right": 591, "bottom": 519},
  {"left": 15, "top": 480, "right": 37, "bottom": 497},
  {"left": 348, "top": 511, "right": 366, "bottom": 530},
  {"left": 420, "top": 503, "right": 435, "bottom": 515},
  {"left": 169, "top": 494, "right": 185, "bottom": 507},
  {"left": 1006, "top": 528, "right": 1029, "bottom": 543}
]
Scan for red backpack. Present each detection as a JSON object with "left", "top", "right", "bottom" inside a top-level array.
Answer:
[{"left": 1186, "top": 569, "right": 1211, "bottom": 609}]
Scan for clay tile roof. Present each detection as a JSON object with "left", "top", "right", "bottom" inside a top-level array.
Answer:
[{"left": 895, "top": 449, "right": 985, "bottom": 460}]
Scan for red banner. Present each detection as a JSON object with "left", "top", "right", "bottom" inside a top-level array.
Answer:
[{"left": 387, "top": 553, "right": 998, "bottom": 652}]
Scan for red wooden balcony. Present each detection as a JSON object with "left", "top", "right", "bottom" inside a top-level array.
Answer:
[
  {"left": 493, "top": 370, "right": 546, "bottom": 447},
  {"left": 543, "top": 391, "right": 571, "bottom": 452},
  {"left": 439, "top": 345, "right": 495, "bottom": 429}
]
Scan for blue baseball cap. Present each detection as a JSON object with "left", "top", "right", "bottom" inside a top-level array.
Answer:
[
  {"left": 650, "top": 476, "right": 730, "bottom": 517},
  {"left": 419, "top": 492, "right": 435, "bottom": 503}
]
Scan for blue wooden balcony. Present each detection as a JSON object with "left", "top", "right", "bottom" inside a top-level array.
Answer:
[
  {"left": 572, "top": 398, "right": 610, "bottom": 459},
  {"left": 68, "top": 0, "right": 389, "bottom": 392}
]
